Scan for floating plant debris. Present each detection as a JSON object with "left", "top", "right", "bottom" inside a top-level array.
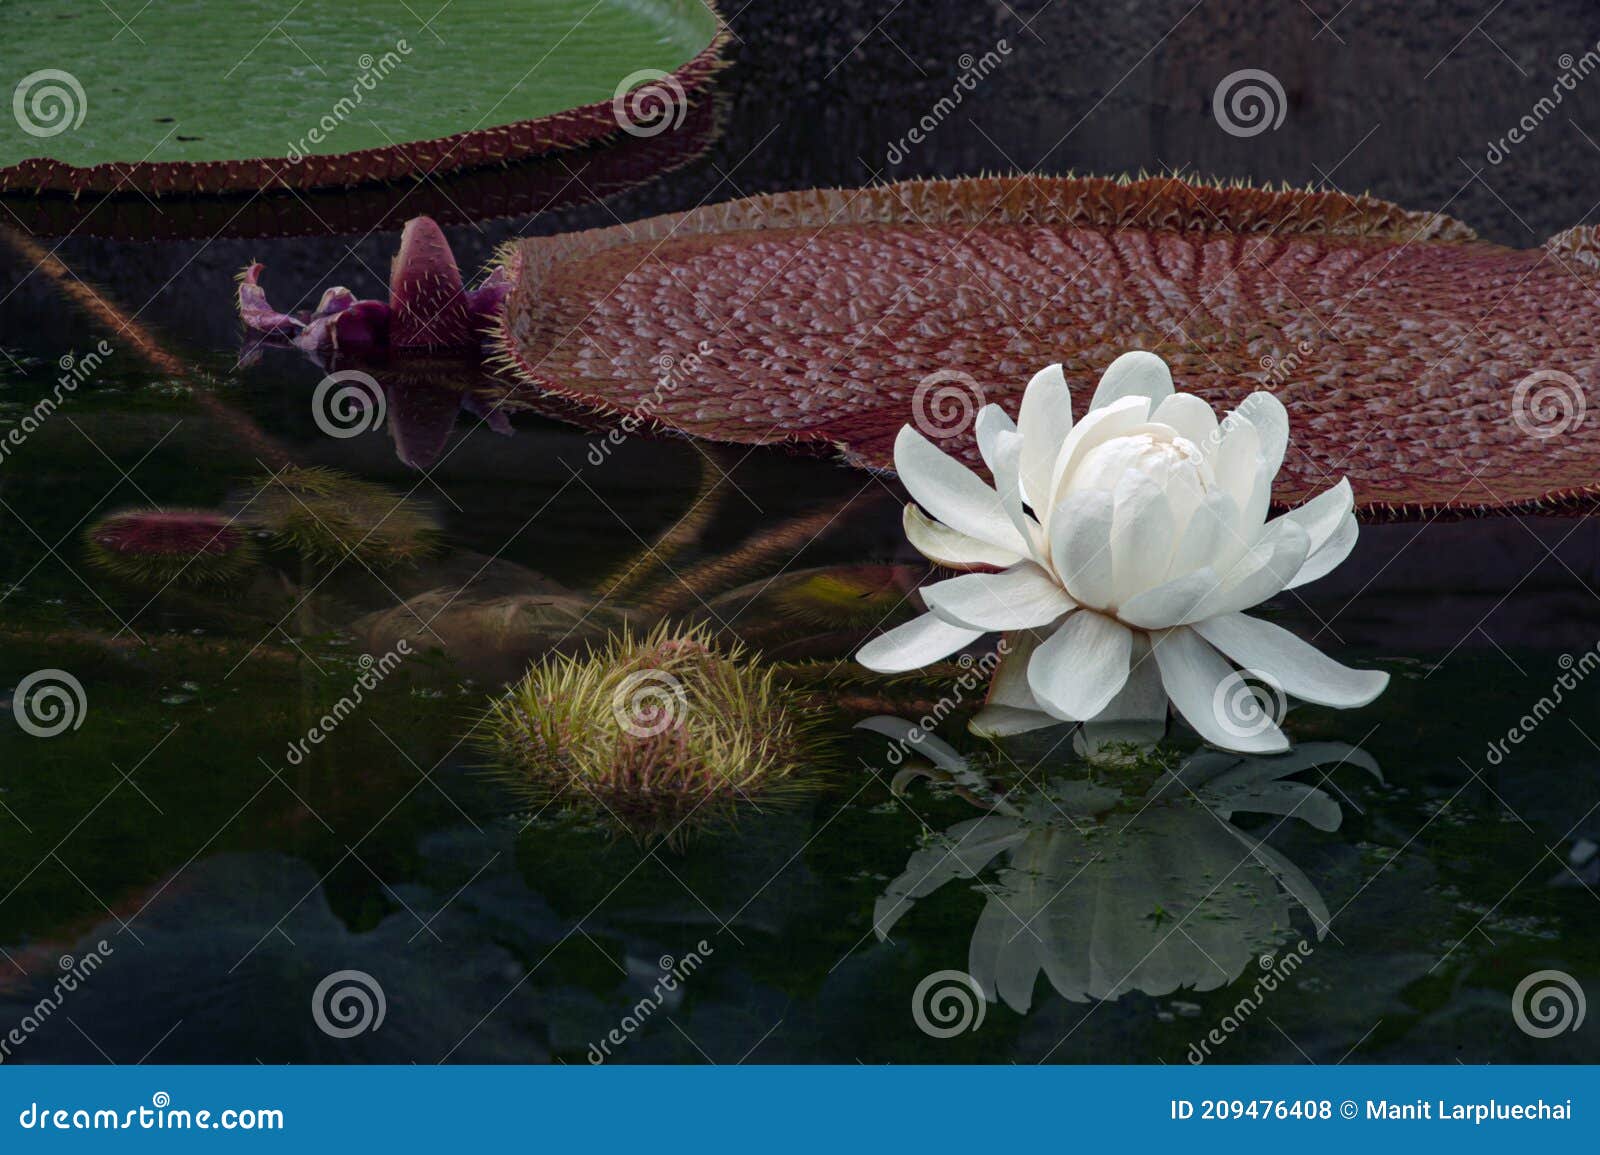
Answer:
[
  {"left": 84, "top": 508, "right": 259, "bottom": 588},
  {"left": 479, "top": 623, "right": 821, "bottom": 843},
  {"left": 498, "top": 174, "right": 1600, "bottom": 519},
  {"left": 2, "top": 0, "right": 728, "bottom": 195}
]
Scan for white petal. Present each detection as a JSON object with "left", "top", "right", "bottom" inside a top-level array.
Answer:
[
  {"left": 1118, "top": 566, "right": 1221, "bottom": 630},
  {"left": 1047, "top": 394, "right": 1150, "bottom": 506},
  {"left": 894, "top": 425, "right": 1029, "bottom": 554},
  {"left": 1271, "top": 477, "right": 1352, "bottom": 556},
  {"left": 1214, "top": 403, "right": 1279, "bottom": 540},
  {"left": 922, "top": 562, "right": 1075, "bottom": 631},
  {"left": 1150, "top": 627, "right": 1289, "bottom": 754},
  {"left": 1165, "top": 489, "right": 1240, "bottom": 580},
  {"left": 1047, "top": 488, "right": 1117, "bottom": 608},
  {"left": 1191, "top": 518, "right": 1310, "bottom": 621},
  {"left": 1110, "top": 471, "right": 1175, "bottom": 603},
  {"left": 1192, "top": 612, "right": 1389, "bottom": 708},
  {"left": 985, "top": 630, "right": 1046, "bottom": 710},
  {"left": 1285, "top": 510, "right": 1358, "bottom": 590},
  {"left": 970, "top": 704, "right": 1061, "bottom": 737},
  {"left": 989, "top": 431, "right": 1046, "bottom": 558},
  {"left": 1090, "top": 632, "right": 1167, "bottom": 724},
  {"left": 1089, "top": 350, "right": 1173, "bottom": 412},
  {"left": 854, "top": 716, "right": 968, "bottom": 771},
  {"left": 857, "top": 611, "right": 983, "bottom": 673},
  {"left": 1151, "top": 392, "right": 1219, "bottom": 450},
  {"left": 1027, "top": 609, "right": 1133, "bottom": 720},
  {"left": 1233, "top": 391, "right": 1289, "bottom": 477},
  {"left": 902, "top": 503, "right": 1025, "bottom": 570},
  {"left": 1212, "top": 415, "right": 1263, "bottom": 514},
  {"left": 974, "top": 403, "right": 1017, "bottom": 473},
  {"left": 1017, "top": 363, "right": 1073, "bottom": 509}
]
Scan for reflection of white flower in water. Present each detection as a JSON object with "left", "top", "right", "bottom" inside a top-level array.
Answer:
[
  {"left": 864, "top": 719, "right": 1376, "bottom": 1010},
  {"left": 856, "top": 353, "right": 1388, "bottom": 754}
]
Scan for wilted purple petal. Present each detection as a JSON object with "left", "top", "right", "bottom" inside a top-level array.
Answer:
[
  {"left": 237, "top": 263, "right": 304, "bottom": 335},
  {"left": 310, "top": 285, "right": 359, "bottom": 318},
  {"left": 293, "top": 299, "right": 390, "bottom": 354},
  {"left": 466, "top": 265, "right": 511, "bottom": 331}
]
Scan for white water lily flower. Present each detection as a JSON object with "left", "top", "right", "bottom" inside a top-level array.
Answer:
[{"left": 856, "top": 352, "right": 1387, "bottom": 754}]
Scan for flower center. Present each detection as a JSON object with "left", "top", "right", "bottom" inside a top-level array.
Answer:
[{"left": 1064, "top": 430, "right": 1214, "bottom": 506}]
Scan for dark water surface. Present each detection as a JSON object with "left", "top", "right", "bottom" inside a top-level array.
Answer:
[{"left": 1, "top": 1, "right": 1598, "bottom": 1064}]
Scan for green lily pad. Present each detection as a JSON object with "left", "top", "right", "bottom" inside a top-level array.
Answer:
[{"left": 2, "top": 0, "right": 726, "bottom": 193}]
